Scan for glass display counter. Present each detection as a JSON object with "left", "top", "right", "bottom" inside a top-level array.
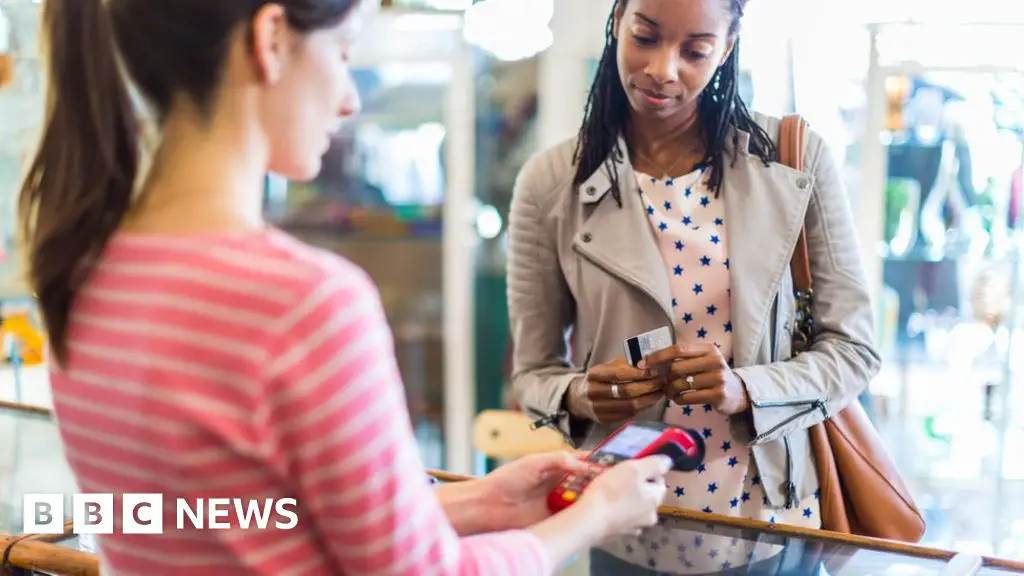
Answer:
[
  {"left": 443, "top": 469, "right": 1024, "bottom": 576},
  {"left": 5, "top": 493, "right": 1024, "bottom": 576},
  {"left": 3, "top": 458, "right": 1024, "bottom": 575},
  {"left": 428, "top": 469, "right": 1024, "bottom": 575},
  {"left": 0, "top": 406, "right": 77, "bottom": 537},
  {"left": 575, "top": 512, "right": 1024, "bottom": 575}
]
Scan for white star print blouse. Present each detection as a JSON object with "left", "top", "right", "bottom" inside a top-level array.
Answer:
[{"left": 598, "top": 167, "right": 821, "bottom": 574}]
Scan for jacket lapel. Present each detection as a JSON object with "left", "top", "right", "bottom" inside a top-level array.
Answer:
[
  {"left": 723, "top": 131, "right": 815, "bottom": 368},
  {"left": 572, "top": 139, "right": 675, "bottom": 325},
  {"left": 567, "top": 129, "right": 815, "bottom": 367}
]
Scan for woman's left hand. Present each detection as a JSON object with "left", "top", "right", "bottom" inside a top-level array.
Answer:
[
  {"left": 477, "top": 451, "right": 591, "bottom": 529},
  {"left": 642, "top": 343, "right": 750, "bottom": 415}
]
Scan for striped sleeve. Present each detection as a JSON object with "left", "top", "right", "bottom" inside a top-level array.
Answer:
[{"left": 261, "top": 266, "right": 553, "bottom": 576}]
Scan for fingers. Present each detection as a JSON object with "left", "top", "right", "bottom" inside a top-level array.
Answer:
[
  {"left": 672, "top": 350, "right": 724, "bottom": 374},
  {"left": 531, "top": 451, "right": 589, "bottom": 476},
  {"left": 631, "top": 457, "right": 670, "bottom": 513},
  {"left": 669, "top": 388, "right": 720, "bottom": 408},
  {"left": 527, "top": 452, "right": 589, "bottom": 491},
  {"left": 643, "top": 342, "right": 719, "bottom": 369},
  {"left": 629, "top": 454, "right": 674, "bottom": 479},
  {"left": 669, "top": 355, "right": 723, "bottom": 380},
  {"left": 588, "top": 361, "right": 650, "bottom": 383},
  {"left": 573, "top": 358, "right": 672, "bottom": 424},
  {"left": 658, "top": 359, "right": 722, "bottom": 396},
  {"left": 664, "top": 369, "right": 726, "bottom": 397},
  {"left": 618, "top": 453, "right": 675, "bottom": 475},
  {"left": 588, "top": 379, "right": 663, "bottom": 400},
  {"left": 590, "top": 391, "right": 663, "bottom": 423},
  {"left": 648, "top": 478, "right": 669, "bottom": 507}
]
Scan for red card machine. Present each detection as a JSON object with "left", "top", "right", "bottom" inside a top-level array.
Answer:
[{"left": 547, "top": 420, "right": 705, "bottom": 513}]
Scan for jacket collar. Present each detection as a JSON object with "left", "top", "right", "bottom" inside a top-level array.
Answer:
[
  {"left": 576, "top": 128, "right": 755, "bottom": 204},
  {"left": 570, "top": 122, "right": 814, "bottom": 369}
]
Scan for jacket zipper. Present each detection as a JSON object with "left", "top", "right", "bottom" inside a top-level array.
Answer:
[
  {"left": 783, "top": 436, "right": 797, "bottom": 508},
  {"left": 752, "top": 399, "right": 828, "bottom": 443},
  {"left": 770, "top": 293, "right": 781, "bottom": 362},
  {"left": 528, "top": 346, "right": 593, "bottom": 440},
  {"left": 527, "top": 406, "right": 566, "bottom": 430},
  {"left": 761, "top": 281, "right": 826, "bottom": 508}
]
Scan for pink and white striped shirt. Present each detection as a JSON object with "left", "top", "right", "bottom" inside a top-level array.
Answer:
[{"left": 49, "top": 228, "right": 551, "bottom": 576}]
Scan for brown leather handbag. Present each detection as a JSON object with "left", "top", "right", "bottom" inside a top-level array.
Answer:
[{"left": 778, "top": 115, "right": 926, "bottom": 542}]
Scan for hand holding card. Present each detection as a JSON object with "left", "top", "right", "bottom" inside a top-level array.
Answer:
[
  {"left": 623, "top": 326, "right": 673, "bottom": 368},
  {"left": 643, "top": 342, "right": 750, "bottom": 416},
  {"left": 565, "top": 357, "right": 663, "bottom": 425}
]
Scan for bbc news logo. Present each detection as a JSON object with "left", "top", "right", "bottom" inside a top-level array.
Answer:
[{"left": 24, "top": 494, "right": 299, "bottom": 534}]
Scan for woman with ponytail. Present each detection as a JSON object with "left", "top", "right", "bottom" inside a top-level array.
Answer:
[
  {"left": 508, "top": 0, "right": 880, "bottom": 572},
  {"left": 19, "top": 1, "right": 674, "bottom": 574}
]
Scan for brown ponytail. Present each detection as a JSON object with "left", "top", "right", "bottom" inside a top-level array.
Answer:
[
  {"left": 19, "top": 0, "right": 359, "bottom": 366},
  {"left": 17, "top": 0, "right": 139, "bottom": 366}
]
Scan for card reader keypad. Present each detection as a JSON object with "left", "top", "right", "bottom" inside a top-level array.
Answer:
[
  {"left": 558, "top": 464, "right": 601, "bottom": 502},
  {"left": 558, "top": 457, "right": 625, "bottom": 502}
]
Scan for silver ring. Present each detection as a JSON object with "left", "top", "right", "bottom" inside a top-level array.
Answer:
[
  {"left": 612, "top": 384, "right": 621, "bottom": 399},
  {"left": 685, "top": 375, "right": 695, "bottom": 390}
]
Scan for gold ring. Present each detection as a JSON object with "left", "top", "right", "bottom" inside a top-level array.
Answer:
[{"left": 685, "top": 375, "right": 695, "bottom": 390}]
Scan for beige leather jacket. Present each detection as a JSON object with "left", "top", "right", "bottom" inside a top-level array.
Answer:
[{"left": 507, "top": 113, "right": 881, "bottom": 509}]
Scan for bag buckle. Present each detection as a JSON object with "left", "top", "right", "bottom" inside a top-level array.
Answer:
[{"left": 792, "top": 288, "right": 815, "bottom": 352}]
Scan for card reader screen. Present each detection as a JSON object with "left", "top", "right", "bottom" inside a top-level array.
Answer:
[{"left": 598, "top": 425, "right": 662, "bottom": 458}]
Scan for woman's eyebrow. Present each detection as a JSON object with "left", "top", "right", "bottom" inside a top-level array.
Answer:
[{"left": 633, "top": 11, "right": 720, "bottom": 39}]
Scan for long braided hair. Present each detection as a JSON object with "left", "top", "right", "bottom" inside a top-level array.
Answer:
[{"left": 572, "top": 0, "right": 776, "bottom": 206}]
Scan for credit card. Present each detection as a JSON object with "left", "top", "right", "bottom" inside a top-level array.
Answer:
[{"left": 623, "top": 326, "right": 673, "bottom": 367}]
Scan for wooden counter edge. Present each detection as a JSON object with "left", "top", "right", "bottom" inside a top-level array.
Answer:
[
  {"left": 1, "top": 420, "right": 1019, "bottom": 573},
  {"left": 5, "top": 473, "right": 1024, "bottom": 576},
  {"left": 23, "top": 520, "right": 76, "bottom": 543},
  {"left": 0, "top": 400, "right": 53, "bottom": 417},
  {"left": 426, "top": 468, "right": 1024, "bottom": 572},
  {"left": 0, "top": 533, "right": 99, "bottom": 576}
]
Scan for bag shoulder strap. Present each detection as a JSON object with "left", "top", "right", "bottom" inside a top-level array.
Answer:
[{"left": 778, "top": 114, "right": 813, "bottom": 294}]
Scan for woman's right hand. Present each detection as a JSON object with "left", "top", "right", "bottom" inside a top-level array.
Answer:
[
  {"left": 566, "top": 357, "right": 664, "bottom": 424},
  {"left": 579, "top": 456, "right": 671, "bottom": 539}
]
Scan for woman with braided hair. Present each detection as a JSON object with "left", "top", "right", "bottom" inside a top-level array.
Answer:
[
  {"left": 508, "top": 0, "right": 879, "bottom": 572},
  {"left": 20, "top": 0, "right": 677, "bottom": 573}
]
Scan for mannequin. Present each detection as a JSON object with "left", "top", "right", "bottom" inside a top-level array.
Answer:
[
  {"left": 883, "top": 79, "right": 976, "bottom": 345},
  {"left": 885, "top": 81, "right": 976, "bottom": 258}
]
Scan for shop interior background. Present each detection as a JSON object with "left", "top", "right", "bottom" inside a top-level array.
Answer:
[{"left": 1, "top": 0, "right": 1023, "bottom": 562}]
